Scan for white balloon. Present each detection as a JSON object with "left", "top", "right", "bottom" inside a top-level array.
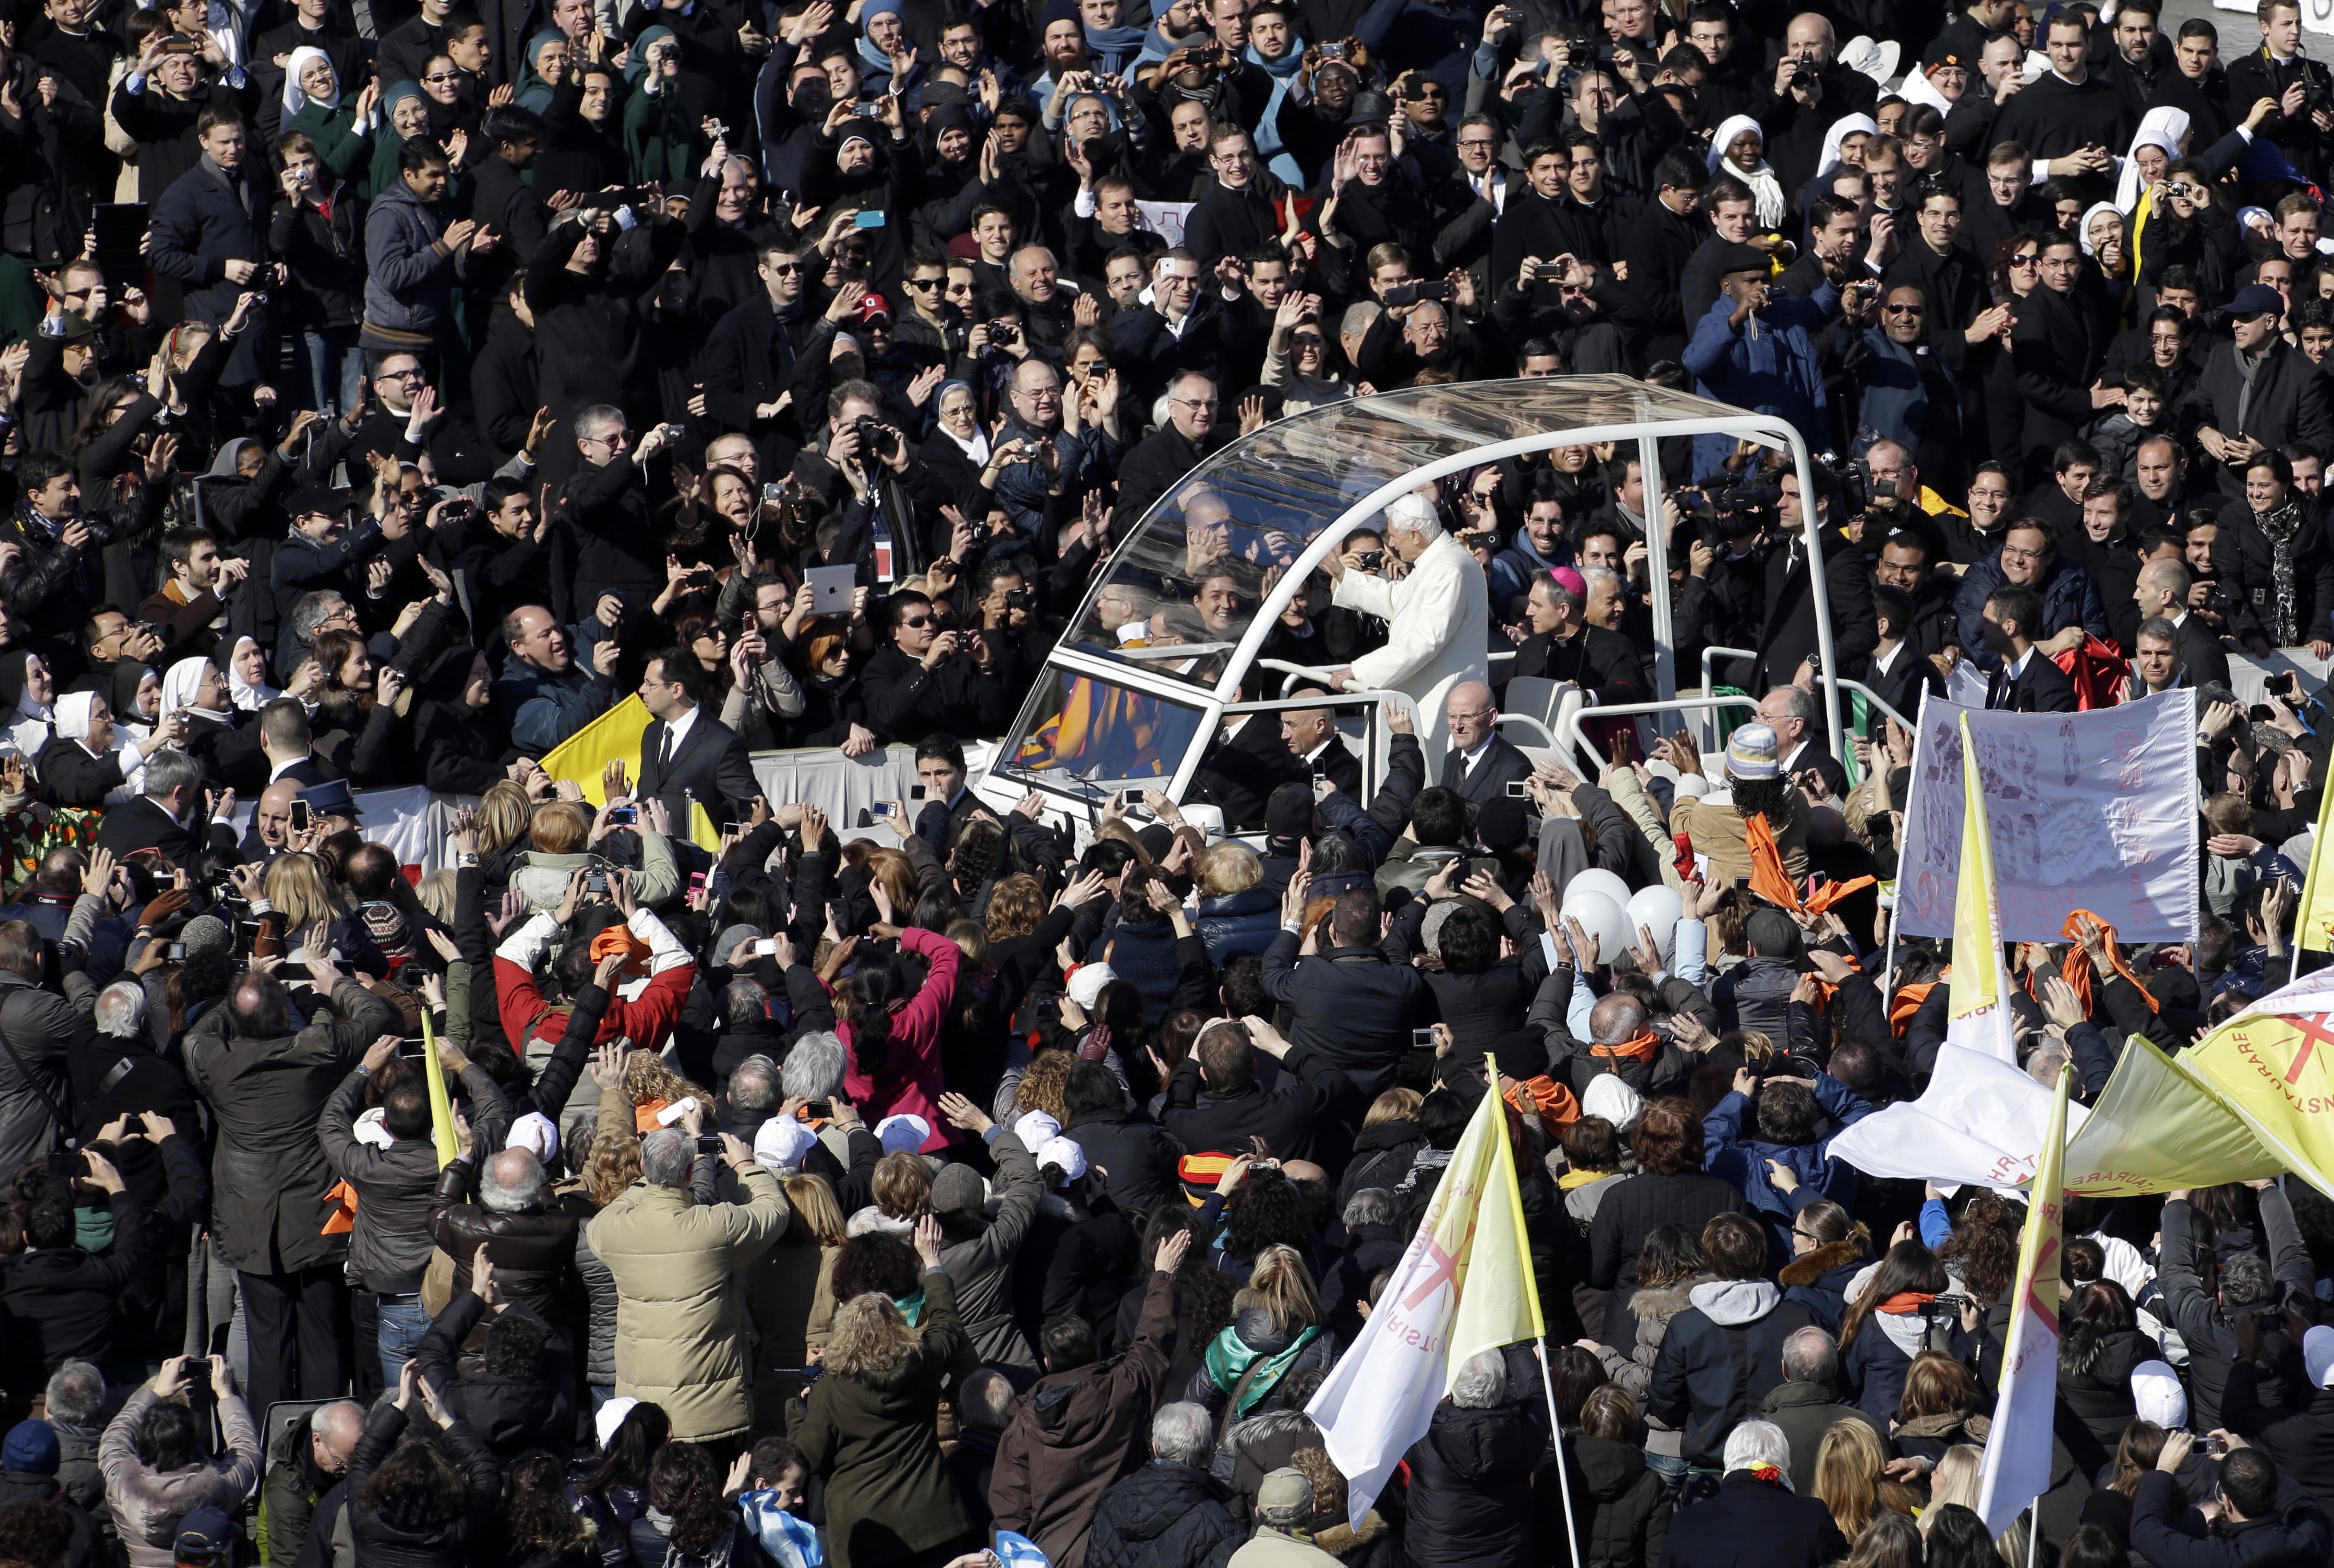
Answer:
[
  {"left": 1625, "top": 885, "right": 1685, "bottom": 961},
  {"left": 1562, "top": 869, "right": 1633, "bottom": 910},
  {"left": 1558, "top": 889, "right": 1631, "bottom": 963}
]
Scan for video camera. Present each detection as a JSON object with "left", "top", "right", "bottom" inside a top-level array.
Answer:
[{"left": 1678, "top": 469, "right": 1781, "bottom": 543}]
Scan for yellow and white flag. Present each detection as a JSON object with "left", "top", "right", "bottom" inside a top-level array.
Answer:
[
  {"left": 1308, "top": 1062, "right": 1543, "bottom": 1525},
  {"left": 2297, "top": 764, "right": 2334, "bottom": 955},
  {"left": 1976, "top": 1060, "right": 2070, "bottom": 1537},
  {"left": 1946, "top": 712, "right": 2016, "bottom": 1064}
]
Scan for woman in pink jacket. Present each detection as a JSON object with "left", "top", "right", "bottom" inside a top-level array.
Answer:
[{"left": 839, "top": 925, "right": 961, "bottom": 1152}]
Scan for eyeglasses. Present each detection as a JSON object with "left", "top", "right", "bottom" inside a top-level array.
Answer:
[
  {"left": 2000, "top": 545, "right": 2045, "bottom": 562},
  {"left": 1883, "top": 303, "right": 1925, "bottom": 315},
  {"left": 899, "top": 615, "right": 932, "bottom": 629},
  {"left": 765, "top": 260, "right": 804, "bottom": 274},
  {"left": 585, "top": 430, "right": 631, "bottom": 448},
  {"left": 1449, "top": 707, "right": 1495, "bottom": 724},
  {"left": 422, "top": 70, "right": 461, "bottom": 82},
  {"left": 905, "top": 275, "right": 943, "bottom": 289},
  {"left": 1170, "top": 396, "right": 1218, "bottom": 409},
  {"left": 1457, "top": 136, "right": 1497, "bottom": 149},
  {"left": 379, "top": 367, "right": 427, "bottom": 381}
]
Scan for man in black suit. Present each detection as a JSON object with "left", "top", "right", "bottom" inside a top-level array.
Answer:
[
  {"left": 1755, "top": 685, "right": 1851, "bottom": 800},
  {"left": 1982, "top": 585, "right": 2080, "bottom": 713},
  {"left": 93, "top": 748, "right": 234, "bottom": 869},
  {"left": 1865, "top": 589, "right": 1946, "bottom": 725},
  {"left": 1192, "top": 692, "right": 1297, "bottom": 831},
  {"left": 909, "top": 734, "right": 985, "bottom": 854},
  {"left": 2133, "top": 558, "right": 2233, "bottom": 690},
  {"left": 1277, "top": 693, "right": 1362, "bottom": 798},
  {"left": 633, "top": 650, "right": 761, "bottom": 830},
  {"left": 1435, "top": 680, "right": 1534, "bottom": 805},
  {"left": 257, "top": 699, "right": 337, "bottom": 789}
]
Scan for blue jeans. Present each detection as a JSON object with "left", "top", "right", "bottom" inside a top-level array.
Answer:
[
  {"left": 375, "top": 1298, "right": 433, "bottom": 1387},
  {"left": 294, "top": 325, "right": 363, "bottom": 417}
]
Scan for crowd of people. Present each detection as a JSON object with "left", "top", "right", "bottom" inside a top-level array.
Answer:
[{"left": 4, "top": 0, "right": 2334, "bottom": 1561}]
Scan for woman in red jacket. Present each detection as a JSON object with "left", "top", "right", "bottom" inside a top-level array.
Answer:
[{"left": 840, "top": 925, "right": 961, "bottom": 1152}]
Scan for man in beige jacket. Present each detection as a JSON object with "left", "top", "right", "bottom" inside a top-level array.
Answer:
[{"left": 587, "top": 1126, "right": 791, "bottom": 1443}]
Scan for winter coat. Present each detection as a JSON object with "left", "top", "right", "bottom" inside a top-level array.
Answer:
[
  {"left": 1587, "top": 1171, "right": 1753, "bottom": 1295},
  {"left": 0, "top": 968, "right": 79, "bottom": 1190},
  {"left": 1066, "top": 1105, "right": 1184, "bottom": 1215},
  {"left": 1840, "top": 1296, "right": 1963, "bottom": 1429},
  {"left": 1756, "top": 1378, "right": 1890, "bottom": 1497},
  {"left": 1776, "top": 1240, "right": 1866, "bottom": 1332},
  {"left": 1655, "top": 1473, "right": 1847, "bottom": 1568},
  {"left": 839, "top": 925, "right": 961, "bottom": 1152},
  {"left": 1701, "top": 1076, "right": 1873, "bottom": 1265},
  {"left": 1559, "top": 1433, "right": 1670, "bottom": 1568},
  {"left": 427, "top": 1158, "right": 582, "bottom": 1325},
  {"left": 320, "top": 1060, "right": 512, "bottom": 1294},
  {"left": 1195, "top": 889, "right": 1281, "bottom": 965},
  {"left": 586, "top": 1163, "right": 791, "bottom": 1441},
  {"left": 1162, "top": 1044, "right": 1359, "bottom": 1169},
  {"left": 789, "top": 1268, "right": 977, "bottom": 1568},
  {"left": 183, "top": 975, "right": 396, "bottom": 1274},
  {"left": 362, "top": 178, "right": 469, "bottom": 337},
  {"left": 0, "top": 1189, "right": 147, "bottom": 1396},
  {"left": 1401, "top": 1401, "right": 1536, "bottom": 1568},
  {"left": 1084, "top": 1461, "right": 1244, "bottom": 1568},
  {"left": 992, "top": 1268, "right": 1181, "bottom": 1568},
  {"left": 98, "top": 1385, "right": 263, "bottom": 1568},
  {"left": 2223, "top": 1357, "right": 2334, "bottom": 1521},
  {"left": 1645, "top": 1279, "right": 1819, "bottom": 1468},
  {"left": 1336, "top": 1118, "right": 1424, "bottom": 1212},
  {"left": 259, "top": 1407, "right": 337, "bottom": 1567},
  {"left": 2057, "top": 1321, "right": 2157, "bottom": 1477},
  {"left": 2128, "top": 1466, "right": 2333, "bottom": 1568},
  {"left": 937, "top": 1131, "right": 1045, "bottom": 1369},
  {"left": 1593, "top": 1277, "right": 1704, "bottom": 1461},
  {"left": 344, "top": 1402, "right": 503, "bottom": 1568}
]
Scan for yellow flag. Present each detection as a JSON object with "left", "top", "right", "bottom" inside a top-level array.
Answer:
[
  {"left": 2179, "top": 1009, "right": 2334, "bottom": 1198},
  {"left": 2299, "top": 769, "right": 2334, "bottom": 953},
  {"left": 418, "top": 1007, "right": 457, "bottom": 1170},
  {"left": 688, "top": 799, "right": 723, "bottom": 854},
  {"left": 1976, "top": 1061, "right": 2069, "bottom": 1536},
  {"left": 1946, "top": 713, "right": 2016, "bottom": 1062},
  {"left": 1444, "top": 1054, "right": 1546, "bottom": 1374},
  {"left": 537, "top": 695, "right": 652, "bottom": 806},
  {"left": 2058, "top": 1035, "right": 2289, "bottom": 1195}
]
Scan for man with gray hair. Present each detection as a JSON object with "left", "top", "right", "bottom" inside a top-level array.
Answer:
[
  {"left": 1754, "top": 684, "right": 1847, "bottom": 800},
  {"left": 722, "top": 1052, "right": 783, "bottom": 1144},
  {"left": 1321, "top": 490, "right": 1490, "bottom": 767},
  {"left": 586, "top": 1125, "right": 789, "bottom": 1443},
  {"left": 1084, "top": 1402, "right": 1244, "bottom": 1568},
  {"left": 565, "top": 404, "right": 679, "bottom": 627},
  {"left": 259, "top": 1397, "right": 363, "bottom": 1566},
  {"left": 92, "top": 981, "right": 146, "bottom": 1040},
  {"left": 430, "top": 1137, "right": 581, "bottom": 1326},
  {"left": 1660, "top": 1417, "right": 1848, "bottom": 1566},
  {"left": 93, "top": 745, "right": 224, "bottom": 867},
  {"left": 41, "top": 1362, "right": 106, "bottom": 1513},
  {"left": 1758, "top": 1324, "right": 1889, "bottom": 1494}
]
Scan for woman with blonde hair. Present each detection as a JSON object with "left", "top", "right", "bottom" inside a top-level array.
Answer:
[
  {"left": 1337, "top": 1088, "right": 1425, "bottom": 1211},
  {"left": 1811, "top": 1417, "right": 1915, "bottom": 1543},
  {"left": 1193, "top": 840, "right": 1278, "bottom": 962},
  {"left": 1183, "top": 1243, "right": 1333, "bottom": 1419},
  {"left": 512, "top": 797, "right": 681, "bottom": 912},
  {"left": 1919, "top": 1444, "right": 1984, "bottom": 1528},
  {"left": 791, "top": 1218, "right": 978, "bottom": 1568},
  {"left": 262, "top": 851, "right": 390, "bottom": 976}
]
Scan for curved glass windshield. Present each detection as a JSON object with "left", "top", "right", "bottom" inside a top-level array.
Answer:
[
  {"left": 1061, "top": 378, "right": 1732, "bottom": 695},
  {"left": 999, "top": 665, "right": 1208, "bottom": 793}
]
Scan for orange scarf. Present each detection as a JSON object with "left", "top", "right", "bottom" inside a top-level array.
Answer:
[
  {"left": 1877, "top": 1291, "right": 1937, "bottom": 1314},
  {"left": 320, "top": 1178, "right": 357, "bottom": 1236},
  {"left": 1745, "top": 812, "right": 1877, "bottom": 915},
  {"left": 590, "top": 923, "right": 652, "bottom": 977},
  {"left": 1888, "top": 981, "right": 1937, "bottom": 1037},
  {"left": 2056, "top": 909, "right": 2160, "bottom": 1016},
  {"left": 1502, "top": 1075, "right": 1583, "bottom": 1138},
  {"left": 1590, "top": 1031, "right": 1660, "bottom": 1062}
]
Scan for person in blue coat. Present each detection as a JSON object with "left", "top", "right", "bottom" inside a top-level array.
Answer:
[
  {"left": 1701, "top": 1069, "right": 1874, "bottom": 1268},
  {"left": 1682, "top": 246, "right": 1839, "bottom": 481}
]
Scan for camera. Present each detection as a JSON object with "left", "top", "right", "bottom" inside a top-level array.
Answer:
[
  {"left": 1319, "top": 39, "right": 1346, "bottom": 58},
  {"left": 850, "top": 415, "right": 899, "bottom": 460},
  {"left": 585, "top": 868, "right": 609, "bottom": 894},
  {"left": 1356, "top": 550, "right": 1385, "bottom": 571},
  {"left": 986, "top": 318, "right": 1021, "bottom": 345},
  {"left": 1003, "top": 588, "right": 1031, "bottom": 610},
  {"left": 1790, "top": 62, "right": 1818, "bottom": 90}
]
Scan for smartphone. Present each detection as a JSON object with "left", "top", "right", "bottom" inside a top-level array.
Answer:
[
  {"left": 853, "top": 210, "right": 887, "bottom": 228},
  {"left": 92, "top": 202, "right": 149, "bottom": 266},
  {"left": 1505, "top": 779, "right": 1531, "bottom": 797},
  {"left": 1532, "top": 263, "right": 1567, "bottom": 281},
  {"left": 687, "top": 871, "right": 707, "bottom": 898},
  {"left": 1415, "top": 280, "right": 1452, "bottom": 302},
  {"left": 751, "top": 939, "right": 782, "bottom": 957},
  {"left": 165, "top": 942, "right": 187, "bottom": 961},
  {"left": 853, "top": 100, "right": 885, "bottom": 116},
  {"left": 608, "top": 805, "right": 637, "bottom": 825},
  {"left": 236, "top": 920, "right": 261, "bottom": 956},
  {"left": 908, "top": 783, "right": 926, "bottom": 800},
  {"left": 289, "top": 800, "right": 312, "bottom": 832}
]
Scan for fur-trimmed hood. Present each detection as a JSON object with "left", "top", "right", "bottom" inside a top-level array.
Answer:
[{"left": 1779, "top": 1240, "right": 1864, "bottom": 1289}]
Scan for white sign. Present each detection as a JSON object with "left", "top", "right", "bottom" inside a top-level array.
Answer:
[
  {"left": 1893, "top": 689, "right": 2199, "bottom": 942},
  {"left": 1135, "top": 200, "right": 1195, "bottom": 246}
]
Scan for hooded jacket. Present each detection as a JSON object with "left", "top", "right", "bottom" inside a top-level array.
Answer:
[
  {"left": 1645, "top": 1279, "right": 1819, "bottom": 1468},
  {"left": 1401, "top": 1401, "right": 1536, "bottom": 1568},
  {"left": 1558, "top": 1432, "right": 1670, "bottom": 1568},
  {"left": 991, "top": 1268, "right": 1181, "bottom": 1568}
]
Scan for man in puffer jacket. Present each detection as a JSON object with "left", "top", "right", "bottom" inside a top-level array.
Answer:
[
  {"left": 1085, "top": 1403, "right": 1243, "bottom": 1568},
  {"left": 1709, "top": 909, "right": 1804, "bottom": 1046},
  {"left": 1399, "top": 1350, "right": 1537, "bottom": 1568},
  {"left": 1646, "top": 1213, "right": 1820, "bottom": 1471}
]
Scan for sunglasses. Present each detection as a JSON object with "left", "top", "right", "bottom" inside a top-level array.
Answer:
[{"left": 1883, "top": 303, "right": 1925, "bottom": 315}]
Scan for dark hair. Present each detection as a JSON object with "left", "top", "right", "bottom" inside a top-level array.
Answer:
[
  {"left": 1701, "top": 1212, "right": 1768, "bottom": 1279},
  {"left": 1809, "top": 193, "right": 1862, "bottom": 231},
  {"left": 484, "top": 1308, "right": 550, "bottom": 1381},
  {"left": 1437, "top": 906, "right": 1496, "bottom": 974},
  {"left": 359, "top": 1432, "right": 470, "bottom": 1532},
  {"left": 843, "top": 943, "right": 907, "bottom": 1079},
  {"left": 1042, "top": 1314, "right": 1098, "bottom": 1368},
  {"left": 648, "top": 648, "right": 707, "bottom": 704},
  {"left": 1562, "top": 1116, "right": 1619, "bottom": 1171},
  {"left": 649, "top": 1442, "right": 733, "bottom": 1557},
  {"left": 1063, "top": 1059, "right": 1121, "bottom": 1120},
  {"left": 398, "top": 137, "right": 450, "bottom": 173},
  {"left": 1840, "top": 1241, "right": 1948, "bottom": 1351},
  {"left": 381, "top": 1081, "right": 432, "bottom": 1141},
  {"left": 1222, "top": 1166, "right": 1313, "bottom": 1262},
  {"left": 914, "top": 733, "right": 966, "bottom": 771},
  {"left": 482, "top": 105, "right": 547, "bottom": 148},
  {"left": 1755, "top": 1079, "right": 1821, "bottom": 1144},
  {"left": 578, "top": 1402, "right": 670, "bottom": 1498},
  {"left": 1986, "top": 584, "right": 2044, "bottom": 637},
  {"left": 2223, "top": 1448, "right": 2279, "bottom": 1518},
  {"left": 831, "top": 1233, "right": 921, "bottom": 1302},
  {"left": 1408, "top": 786, "right": 1467, "bottom": 847},
  {"left": 1418, "top": 1088, "right": 1471, "bottom": 1151},
  {"left": 137, "top": 1402, "right": 201, "bottom": 1471}
]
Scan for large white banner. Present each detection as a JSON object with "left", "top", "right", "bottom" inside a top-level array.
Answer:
[{"left": 1893, "top": 689, "right": 2199, "bottom": 943}]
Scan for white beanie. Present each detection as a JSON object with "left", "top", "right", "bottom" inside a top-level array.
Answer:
[
  {"left": 595, "top": 1396, "right": 641, "bottom": 1450},
  {"left": 1014, "top": 1109, "right": 1062, "bottom": 1149}
]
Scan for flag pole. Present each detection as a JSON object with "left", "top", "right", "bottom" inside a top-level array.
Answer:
[{"left": 1488, "top": 1052, "right": 1582, "bottom": 1568}]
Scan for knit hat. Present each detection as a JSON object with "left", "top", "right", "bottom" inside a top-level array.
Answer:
[
  {"left": 1476, "top": 795, "right": 1530, "bottom": 851},
  {"left": 180, "top": 913, "right": 233, "bottom": 959},
  {"left": 1265, "top": 783, "right": 1315, "bottom": 855},
  {"left": 875, "top": 1114, "right": 930, "bottom": 1153},
  {"left": 714, "top": 923, "right": 767, "bottom": 966},
  {"left": 1726, "top": 723, "right": 1780, "bottom": 780},
  {"left": 360, "top": 900, "right": 416, "bottom": 960},
  {"left": 1255, "top": 1468, "right": 1315, "bottom": 1528},
  {"left": 931, "top": 1162, "right": 988, "bottom": 1214},
  {"left": 2129, "top": 1360, "right": 2186, "bottom": 1427},
  {"left": 595, "top": 1396, "right": 641, "bottom": 1450},
  {"left": 1581, "top": 1073, "right": 1644, "bottom": 1132},
  {"left": 2, "top": 1420, "right": 58, "bottom": 1475},
  {"left": 2308, "top": 1327, "right": 2334, "bottom": 1391},
  {"left": 1042, "top": 0, "right": 1080, "bottom": 25}
]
